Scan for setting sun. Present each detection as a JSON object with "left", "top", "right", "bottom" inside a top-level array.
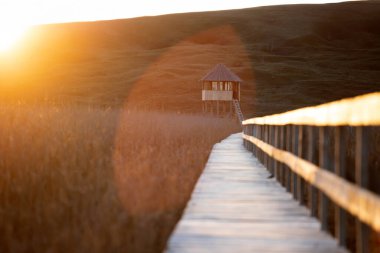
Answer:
[{"left": 0, "top": 24, "right": 29, "bottom": 52}]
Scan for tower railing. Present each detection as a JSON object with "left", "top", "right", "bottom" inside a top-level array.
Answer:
[
  {"left": 201, "top": 90, "right": 233, "bottom": 101},
  {"left": 242, "top": 92, "right": 380, "bottom": 253}
]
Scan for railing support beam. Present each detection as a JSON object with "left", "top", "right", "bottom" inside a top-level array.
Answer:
[
  {"left": 319, "top": 127, "right": 330, "bottom": 232},
  {"left": 286, "top": 125, "right": 291, "bottom": 192},
  {"left": 274, "top": 126, "right": 280, "bottom": 180},
  {"left": 355, "top": 126, "right": 370, "bottom": 253},
  {"left": 307, "top": 126, "right": 318, "bottom": 217},
  {"left": 297, "top": 126, "right": 305, "bottom": 205},
  {"left": 292, "top": 125, "right": 299, "bottom": 200},
  {"left": 334, "top": 126, "right": 347, "bottom": 247}
]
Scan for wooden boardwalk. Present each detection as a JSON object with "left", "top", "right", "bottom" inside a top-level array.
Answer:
[{"left": 165, "top": 133, "right": 348, "bottom": 253}]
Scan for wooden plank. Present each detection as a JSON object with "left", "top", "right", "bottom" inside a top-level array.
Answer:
[
  {"left": 243, "top": 92, "right": 380, "bottom": 126},
  {"left": 243, "top": 133, "right": 380, "bottom": 232},
  {"left": 166, "top": 134, "right": 347, "bottom": 253}
]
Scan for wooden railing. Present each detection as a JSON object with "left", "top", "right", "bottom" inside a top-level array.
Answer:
[
  {"left": 202, "top": 90, "right": 233, "bottom": 101},
  {"left": 242, "top": 92, "right": 380, "bottom": 253}
]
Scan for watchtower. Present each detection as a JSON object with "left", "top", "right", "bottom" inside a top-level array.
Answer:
[{"left": 201, "top": 63, "right": 243, "bottom": 121}]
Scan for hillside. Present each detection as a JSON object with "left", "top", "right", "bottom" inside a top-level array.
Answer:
[{"left": 1, "top": 1, "right": 380, "bottom": 117}]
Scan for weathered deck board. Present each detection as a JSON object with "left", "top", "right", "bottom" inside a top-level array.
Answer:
[{"left": 165, "top": 133, "right": 348, "bottom": 253}]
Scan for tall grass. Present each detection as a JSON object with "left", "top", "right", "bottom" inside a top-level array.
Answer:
[{"left": 0, "top": 104, "right": 239, "bottom": 253}]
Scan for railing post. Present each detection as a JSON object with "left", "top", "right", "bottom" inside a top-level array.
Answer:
[
  {"left": 297, "top": 126, "right": 306, "bottom": 205},
  {"left": 261, "top": 125, "right": 265, "bottom": 164},
  {"left": 334, "top": 126, "right": 347, "bottom": 247},
  {"left": 249, "top": 125, "right": 254, "bottom": 152},
  {"left": 266, "top": 125, "right": 270, "bottom": 170},
  {"left": 257, "top": 125, "right": 261, "bottom": 162},
  {"left": 270, "top": 125, "right": 275, "bottom": 175},
  {"left": 307, "top": 126, "right": 318, "bottom": 217},
  {"left": 245, "top": 124, "right": 249, "bottom": 150},
  {"left": 243, "top": 125, "right": 245, "bottom": 147},
  {"left": 292, "top": 125, "right": 299, "bottom": 200},
  {"left": 319, "top": 127, "right": 330, "bottom": 231},
  {"left": 286, "top": 125, "right": 291, "bottom": 192},
  {"left": 280, "top": 126, "right": 286, "bottom": 187},
  {"left": 274, "top": 125, "right": 280, "bottom": 180},
  {"left": 355, "top": 126, "right": 370, "bottom": 253},
  {"left": 255, "top": 125, "right": 259, "bottom": 158},
  {"left": 264, "top": 125, "right": 269, "bottom": 170},
  {"left": 252, "top": 125, "right": 256, "bottom": 155}
]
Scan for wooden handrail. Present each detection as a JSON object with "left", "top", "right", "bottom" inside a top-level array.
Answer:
[
  {"left": 242, "top": 133, "right": 380, "bottom": 232},
  {"left": 243, "top": 92, "right": 380, "bottom": 126},
  {"left": 242, "top": 92, "right": 380, "bottom": 252}
]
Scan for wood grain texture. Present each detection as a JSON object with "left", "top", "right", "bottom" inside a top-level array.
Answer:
[
  {"left": 243, "top": 133, "right": 380, "bottom": 232},
  {"left": 165, "top": 134, "right": 347, "bottom": 253},
  {"left": 242, "top": 92, "right": 380, "bottom": 126}
]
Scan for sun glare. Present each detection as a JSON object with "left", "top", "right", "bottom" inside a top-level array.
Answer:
[
  {"left": 0, "top": 23, "right": 29, "bottom": 52},
  {"left": 0, "top": 0, "right": 348, "bottom": 53}
]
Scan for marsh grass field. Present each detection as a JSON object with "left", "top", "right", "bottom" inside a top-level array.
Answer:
[
  {"left": 0, "top": 1, "right": 380, "bottom": 253},
  {"left": 0, "top": 104, "right": 239, "bottom": 252}
]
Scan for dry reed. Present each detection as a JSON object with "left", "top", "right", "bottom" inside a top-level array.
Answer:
[{"left": 0, "top": 104, "right": 239, "bottom": 253}]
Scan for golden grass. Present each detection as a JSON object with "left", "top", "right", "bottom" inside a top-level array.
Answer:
[{"left": 0, "top": 104, "right": 239, "bottom": 253}]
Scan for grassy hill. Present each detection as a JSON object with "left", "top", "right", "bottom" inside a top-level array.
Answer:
[{"left": 1, "top": 1, "right": 380, "bottom": 117}]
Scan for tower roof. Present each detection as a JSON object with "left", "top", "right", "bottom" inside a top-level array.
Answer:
[{"left": 200, "top": 63, "right": 242, "bottom": 82}]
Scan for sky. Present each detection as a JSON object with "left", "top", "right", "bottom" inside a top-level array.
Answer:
[
  {"left": 0, "top": 0, "right": 352, "bottom": 51},
  {"left": 1, "top": 0, "right": 352, "bottom": 26}
]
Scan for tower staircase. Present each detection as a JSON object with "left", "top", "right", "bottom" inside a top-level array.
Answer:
[{"left": 233, "top": 99, "right": 244, "bottom": 125}]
